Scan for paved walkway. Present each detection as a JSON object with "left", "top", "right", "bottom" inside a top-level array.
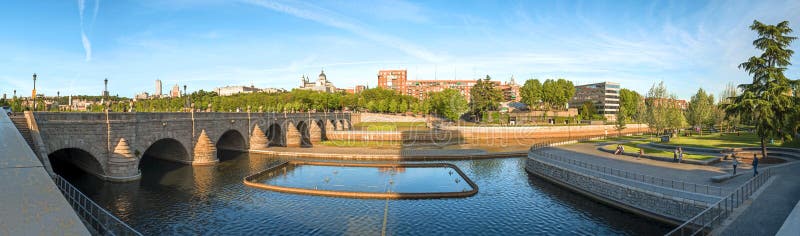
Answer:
[
  {"left": 719, "top": 161, "right": 800, "bottom": 236},
  {"left": 547, "top": 142, "right": 768, "bottom": 193},
  {"left": 0, "top": 112, "right": 89, "bottom": 235}
]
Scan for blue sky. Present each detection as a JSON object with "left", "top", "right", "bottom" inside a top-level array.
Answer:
[{"left": 1, "top": 0, "right": 799, "bottom": 99}]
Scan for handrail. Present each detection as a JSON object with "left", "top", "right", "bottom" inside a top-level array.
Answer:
[
  {"left": 51, "top": 174, "right": 142, "bottom": 236},
  {"left": 529, "top": 137, "right": 724, "bottom": 197},
  {"left": 664, "top": 168, "right": 773, "bottom": 236}
]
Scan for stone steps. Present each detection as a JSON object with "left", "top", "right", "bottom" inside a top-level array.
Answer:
[{"left": 10, "top": 115, "right": 36, "bottom": 152}]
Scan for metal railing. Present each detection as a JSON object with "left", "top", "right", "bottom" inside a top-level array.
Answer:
[
  {"left": 664, "top": 168, "right": 773, "bottom": 236},
  {"left": 51, "top": 174, "right": 142, "bottom": 236},
  {"left": 529, "top": 137, "right": 725, "bottom": 197}
]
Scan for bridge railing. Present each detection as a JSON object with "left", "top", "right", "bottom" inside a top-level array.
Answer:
[
  {"left": 664, "top": 168, "right": 773, "bottom": 236},
  {"left": 51, "top": 174, "right": 142, "bottom": 236}
]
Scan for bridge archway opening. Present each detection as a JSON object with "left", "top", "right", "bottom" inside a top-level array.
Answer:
[
  {"left": 267, "top": 123, "right": 285, "bottom": 147},
  {"left": 141, "top": 138, "right": 191, "bottom": 166},
  {"left": 217, "top": 130, "right": 247, "bottom": 161},
  {"left": 296, "top": 121, "right": 312, "bottom": 147},
  {"left": 217, "top": 130, "right": 246, "bottom": 151},
  {"left": 48, "top": 148, "right": 105, "bottom": 180},
  {"left": 329, "top": 119, "right": 338, "bottom": 130}
]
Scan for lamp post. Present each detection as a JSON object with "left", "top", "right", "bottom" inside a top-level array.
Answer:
[{"left": 32, "top": 73, "right": 38, "bottom": 111}]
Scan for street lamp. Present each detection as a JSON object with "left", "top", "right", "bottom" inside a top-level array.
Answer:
[{"left": 32, "top": 73, "right": 37, "bottom": 111}]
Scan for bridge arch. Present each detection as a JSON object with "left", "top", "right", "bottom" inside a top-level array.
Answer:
[
  {"left": 295, "top": 120, "right": 312, "bottom": 147},
  {"left": 216, "top": 129, "right": 247, "bottom": 151},
  {"left": 48, "top": 148, "right": 107, "bottom": 179},
  {"left": 140, "top": 138, "right": 192, "bottom": 164},
  {"left": 267, "top": 123, "right": 285, "bottom": 147}
]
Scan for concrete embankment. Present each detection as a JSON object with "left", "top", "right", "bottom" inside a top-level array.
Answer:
[
  {"left": 0, "top": 112, "right": 90, "bottom": 235},
  {"left": 326, "top": 124, "right": 647, "bottom": 142},
  {"left": 525, "top": 149, "right": 710, "bottom": 225}
]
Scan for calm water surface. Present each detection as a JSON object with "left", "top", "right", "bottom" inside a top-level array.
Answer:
[
  {"left": 60, "top": 151, "right": 672, "bottom": 235},
  {"left": 257, "top": 164, "right": 473, "bottom": 193}
]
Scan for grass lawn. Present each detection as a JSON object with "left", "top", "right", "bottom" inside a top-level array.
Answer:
[
  {"left": 319, "top": 140, "right": 401, "bottom": 148},
  {"left": 665, "top": 133, "right": 800, "bottom": 149},
  {"left": 603, "top": 141, "right": 718, "bottom": 160},
  {"left": 352, "top": 122, "right": 428, "bottom": 131}
]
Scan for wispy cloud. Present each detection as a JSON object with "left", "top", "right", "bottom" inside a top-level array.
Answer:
[
  {"left": 241, "top": 0, "right": 444, "bottom": 63},
  {"left": 77, "top": 0, "right": 99, "bottom": 62}
]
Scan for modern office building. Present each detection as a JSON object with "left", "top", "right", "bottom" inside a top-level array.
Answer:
[{"left": 569, "top": 82, "right": 620, "bottom": 121}]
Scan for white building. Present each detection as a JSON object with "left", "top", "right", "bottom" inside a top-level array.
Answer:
[
  {"left": 213, "top": 85, "right": 286, "bottom": 96},
  {"left": 298, "top": 70, "right": 339, "bottom": 93},
  {"left": 155, "top": 80, "right": 163, "bottom": 97}
]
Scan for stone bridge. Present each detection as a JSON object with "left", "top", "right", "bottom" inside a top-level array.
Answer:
[{"left": 31, "top": 112, "right": 352, "bottom": 182}]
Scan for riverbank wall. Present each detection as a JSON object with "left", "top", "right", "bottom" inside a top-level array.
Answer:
[
  {"left": 326, "top": 124, "right": 647, "bottom": 143},
  {"left": 525, "top": 150, "right": 707, "bottom": 225}
]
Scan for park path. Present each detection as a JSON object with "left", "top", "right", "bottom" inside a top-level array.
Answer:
[
  {"left": 546, "top": 142, "right": 762, "bottom": 193},
  {"left": 718, "top": 161, "right": 800, "bottom": 236}
]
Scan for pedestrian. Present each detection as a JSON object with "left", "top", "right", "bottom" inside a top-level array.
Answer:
[
  {"left": 678, "top": 147, "right": 684, "bottom": 163},
  {"left": 732, "top": 157, "right": 739, "bottom": 175},
  {"left": 752, "top": 153, "right": 759, "bottom": 176},
  {"left": 673, "top": 148, "right": 678, "bottom": 162},
  {"left": 638, "top": 149, "right": 644, "bottom": 159}
]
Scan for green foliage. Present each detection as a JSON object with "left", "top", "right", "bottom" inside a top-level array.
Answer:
[
  {"left": 428, "top": 88, "right": 469, "bottom": 121},
  {"left": 540, "top": 78, "right": 575, "bottom": 110},
  {"left": 685, "top": 88, "right": 715, "bottom": 134},
  {"left": 520, "top": 79, "right": 543, "bottom": 109},
  {"left": 469, "top": 76, "right": 503, "bottom": 120},
  {"left": 645, "top": 81, "right": 686, "bottom": 135},
  {"left": 619, "top": 88, "right": 642, "bottom": 122},
  {"left": 615, "top": 106, "right": 627, "bottom": 134},
  {"left": 726, "top": 20, "right": 798, "bottom": 158},
  {"left": 579, "top": 101, "right": 597, "bottom": 120}
]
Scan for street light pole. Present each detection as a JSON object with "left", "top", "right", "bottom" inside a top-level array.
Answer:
[{"left": 32, "top": 73, "right": 37, "bottom": 111}]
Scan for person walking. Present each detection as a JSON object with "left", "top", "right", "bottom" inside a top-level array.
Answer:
[
  {"left": 732, "top": 157, "right": 739, "bottom": 175},
  {"left": 638, "top": 149, "right": 644, "bottom": 160},
  {"left": 752, "top": 153, "right": 759, "bottom": 176},
  {"left": 678, "top": 147, "right": 684, "bottom": 163}
]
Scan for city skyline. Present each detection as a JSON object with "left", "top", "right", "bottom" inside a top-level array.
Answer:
[{"left": 1, "top": 0, "right": 799, "bottom": 99}]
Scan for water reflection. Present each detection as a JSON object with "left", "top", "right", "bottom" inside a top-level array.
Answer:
[{"left": 57, "top": 152, "right": 670, "bottom": 235}]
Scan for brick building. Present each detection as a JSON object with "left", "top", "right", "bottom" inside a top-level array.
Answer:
[{"left": 377, "top": 69, "right": 520, "bottom": 102}]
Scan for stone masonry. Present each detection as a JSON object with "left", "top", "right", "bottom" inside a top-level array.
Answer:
[{"left": 32, "top": 112, "right": 350, "bottom": 182}]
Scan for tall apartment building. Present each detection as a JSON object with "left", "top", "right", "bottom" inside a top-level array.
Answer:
[
  {"left": 170, "top": 84, "right": 181, "bottom": 98},
  {"left": 377, "top": 69, "right": 407, "bottom": 93},
  {"left": 569, "top": 82, "right": 620, "bottom": 121},
  {"left": 155, "top": 80, "right": 163, "bottom": 97}
]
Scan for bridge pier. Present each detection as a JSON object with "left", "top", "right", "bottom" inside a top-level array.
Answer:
[
  {"left": 106, "top": 138, "right": 141, "bottom": 181},
  {"left": 309, "top": 121, "right": 322, "bottom": 143},
  {"left": 193, "top": 130, "right": 219, "bottom": 165},
  {"left": 286, "top": 122, "right": 302, "bottom": 147},
  {"left": 250, "top": 124, "right": 269, "bottom": 150}
]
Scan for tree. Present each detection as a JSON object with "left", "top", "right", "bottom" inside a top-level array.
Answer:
[
  {"left": 726, "top": 20, "right": 797, "bottom": 158},
  {"left": 645, "top": 81, "right": 685, "bottom": 136},
  {"left": 615, "top": 106, "right": 627, "bottom": 136},
  {"left": 579, "top": 101, "right": 596, "bottom": 120},
  {"left": 718, "top": 82, "right": 741, "bottom": 132},
  {"left": 469, "top": 75, "right": 503, "bottom": 121},
  {"left": 520, "top": 79, "right": 543, "bottom": 110},
  {"left": 619, "top": 88, "right": 642, "bottom": 122},
  {"left": 686, "top": 88, "right": 714, "bottom": 135},
  {"left": 428, "top": 89, "right": 468, "bottom": 121}
]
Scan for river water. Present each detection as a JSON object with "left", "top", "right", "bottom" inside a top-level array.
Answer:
[{"left": 59, "top": 151, "right": 671, "bottom": 235}]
